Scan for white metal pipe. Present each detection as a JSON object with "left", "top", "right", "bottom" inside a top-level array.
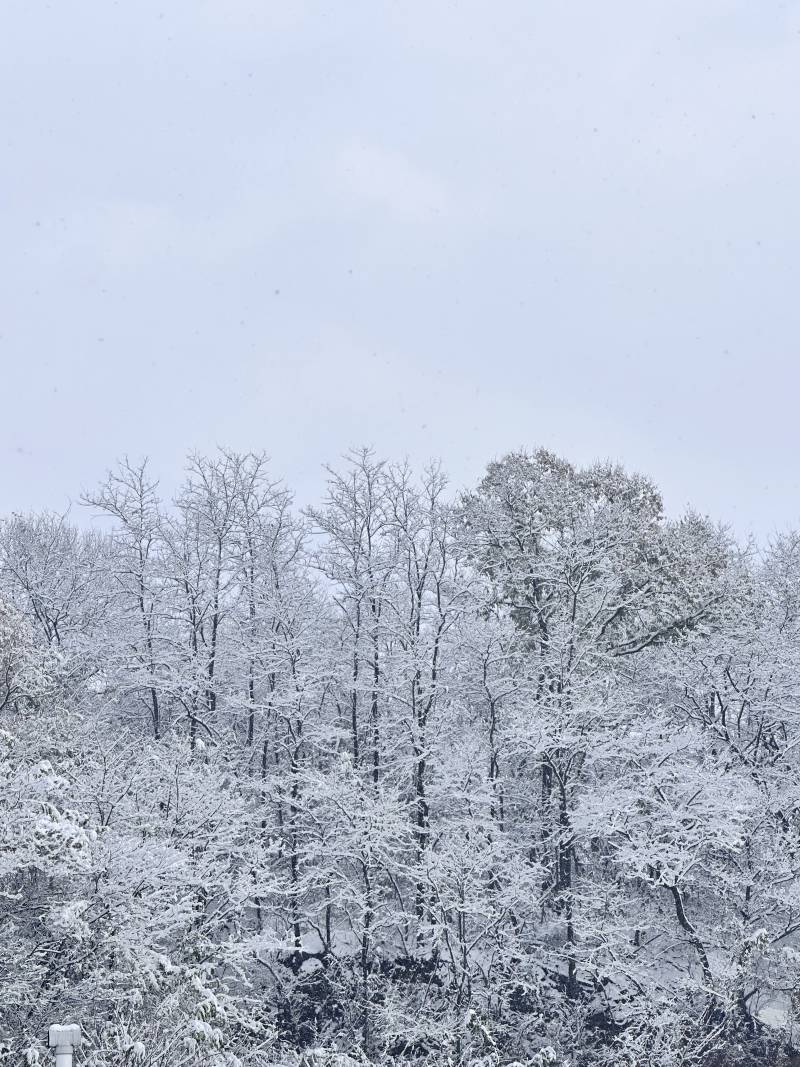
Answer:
[{"left": 48, "top": 1025, "right": 81, "bottom": 1067}]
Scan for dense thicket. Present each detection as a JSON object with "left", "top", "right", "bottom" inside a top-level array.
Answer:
[{"left": 2, "top": 448, "right": 799, "bottom": 1067}]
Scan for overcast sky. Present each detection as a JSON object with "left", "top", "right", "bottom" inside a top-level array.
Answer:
[{"left": 2, "top": 1, "right": 799, "bottom": 539}]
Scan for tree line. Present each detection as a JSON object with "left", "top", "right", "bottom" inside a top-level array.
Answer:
[{"left": 2, "top": 447, "right": 799, "bottom": 1067}]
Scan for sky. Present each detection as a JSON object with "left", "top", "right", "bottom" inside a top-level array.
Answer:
[{"left": 1, "top": 1, "right": 799, "bottom": 541}]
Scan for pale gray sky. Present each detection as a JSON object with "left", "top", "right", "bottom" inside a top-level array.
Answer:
[{"left": 2, "top": 1, "right": 799, "bottom": 539}]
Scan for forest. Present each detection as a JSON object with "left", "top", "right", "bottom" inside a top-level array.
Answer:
[{"left": 2, "top": 446, "right": 799, "bottom": 1067}]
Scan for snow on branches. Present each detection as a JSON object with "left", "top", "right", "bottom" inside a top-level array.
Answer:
[{"left": 1, "top": 449, "right": 797, "bottom": 1067}]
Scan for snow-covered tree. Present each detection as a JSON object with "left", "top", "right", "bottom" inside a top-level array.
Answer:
[{"left": 2, "top": 446, "right": 798, "bottom": 1067}]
